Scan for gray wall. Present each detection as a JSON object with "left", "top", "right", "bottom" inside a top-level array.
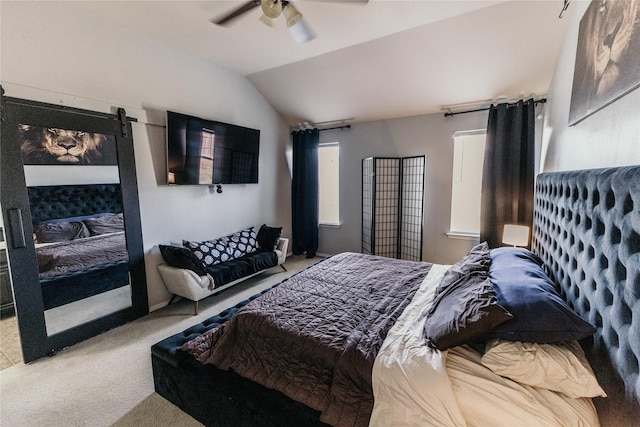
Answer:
[
  {"left": 1, "top": 2, "right": 291, "bottom": 311},
  {"left": 3, "top": 0, "right": 636, "bottom": 306},
  {"left": 318, "top": 0, "right": 640, "bottom": 264},
  {"left": 318, "top": 111, "right": 490, "bottom": 265}
]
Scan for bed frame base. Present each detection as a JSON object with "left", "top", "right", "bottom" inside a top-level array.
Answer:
[
  {"left": 151, "top": 350, "right": 328, "bottom": 426},
  {"left": 151, "top": 284, "right": 329, "bottom": 427}
]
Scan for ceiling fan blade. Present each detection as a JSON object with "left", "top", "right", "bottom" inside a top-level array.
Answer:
[{"left": 211, "top": 0, "right": 260, "bottom": 26}]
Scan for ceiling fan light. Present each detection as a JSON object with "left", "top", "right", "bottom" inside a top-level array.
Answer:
[
  {"left": 261, "top": 0, "right": 282, "bottom": 19},
  {"left": 283, "top": 2, "right": 303, "bottom": 27},
  {"left": 289, "top": 17, "right": 315, "bottom": 43},
  {"left": 259, "top": 13, "right": 278, "bottom": 27}
]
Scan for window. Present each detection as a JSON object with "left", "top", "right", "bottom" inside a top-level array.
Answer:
[
  {"left": 198, "top": 129, "right": 215, "bottom": 184},
  {"left": 449, "top": 130, "right": 486, "bottom": 237},
  {"left": 318, "top": 143, "right": 340, "bottom": 225}
]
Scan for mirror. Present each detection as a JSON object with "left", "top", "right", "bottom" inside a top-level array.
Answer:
[
  {"left": 26, "top": 182, "right": 131, "bottom": 335},
  {"left": 0, "top": 92, "right": 148, "bottom": 362}
]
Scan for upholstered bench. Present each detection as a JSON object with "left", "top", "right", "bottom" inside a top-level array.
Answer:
[{"left": 157, "top": 225, "right": 287, "bottom": 314}]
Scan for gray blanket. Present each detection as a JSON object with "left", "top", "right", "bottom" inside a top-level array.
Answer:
[
  {"left": 36, "top": 232, "right": 127, "bottom": 277},
  {"left": 182, "top": 252, "right": 432, "bottom": 427}
]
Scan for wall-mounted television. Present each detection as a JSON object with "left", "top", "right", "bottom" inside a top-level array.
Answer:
[{"left": 166, "top": 111, "right": 260, "bottom": 185}]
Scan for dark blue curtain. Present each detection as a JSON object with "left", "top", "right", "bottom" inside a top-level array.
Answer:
[
  {"left": 480, "top": 99, "right": 535, "bottom": 248},
  {"left": 291, "top": 129, "right": 319, "bottom": 258}
]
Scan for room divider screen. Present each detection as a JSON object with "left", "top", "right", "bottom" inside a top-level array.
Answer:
[{"left": 361, "top": 156, "right": 425, "bottom": 261}]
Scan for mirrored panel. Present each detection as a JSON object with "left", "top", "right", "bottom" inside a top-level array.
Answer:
[
  {"left": 1, "top": 93, "right": 148, "bottom": 362},
  {"left": 19, "top": 126, "right": 132, "bottom": 335}
]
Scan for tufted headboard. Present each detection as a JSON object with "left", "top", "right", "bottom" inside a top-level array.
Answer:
[
  {"left": 532, "top": 166, "right": 640, "bottom": 410},
  {"left": 27, "top": 184, "right": 123, "bottom": 225}
]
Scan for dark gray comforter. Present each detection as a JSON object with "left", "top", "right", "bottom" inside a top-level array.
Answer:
[
  {"left": 182, "top": 252, "right": 432, "bottom": 427},
  {"left": 36, "top": 232, "right": 127, "bottom": 277}
]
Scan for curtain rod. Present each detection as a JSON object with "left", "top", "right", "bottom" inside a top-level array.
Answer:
[
  {"left": 293, "top": 124, "right": 351, "bottom": 132},
  {"left": 319, "top": 124, "right": 350, "bottom": 132},
  {"left": 444, "top": 98, "right": 547, "bottom": 118}
]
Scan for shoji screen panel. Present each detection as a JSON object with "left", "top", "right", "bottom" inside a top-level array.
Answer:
[
  {"left": 373, "top": 158, "right": 401, "bottom": 258},
  {"left": 361, "top": 158, "right": 374, "bottom": 255},
  {"left": 399, "top": 156, "right": 425, "bottom": 261},
  {"left": 362, "top": 156, "right": 424, "bottom": 261}
]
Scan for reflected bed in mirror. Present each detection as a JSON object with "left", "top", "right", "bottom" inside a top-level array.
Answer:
[
  {"left": 1, "top": 94, "right": 148, "bottom": 362},
  {"left": 28, "top": 184, "right": 132, "bottom": 335}
]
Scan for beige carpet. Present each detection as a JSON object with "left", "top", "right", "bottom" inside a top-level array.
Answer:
[{"left": 0, "top": 255, "right": 320, "bottom": 427}]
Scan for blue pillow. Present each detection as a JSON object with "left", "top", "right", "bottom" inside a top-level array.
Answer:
[{"left": 484, "top": 247, "right": 595, "bottom": 343}]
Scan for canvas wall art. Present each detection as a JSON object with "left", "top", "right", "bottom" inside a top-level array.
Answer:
[
  {"left": 19, "top": 124, "right": 118, "bottom": 165},
  {"left": 569, "top": 0, "right": 640, "bottom": 125}
]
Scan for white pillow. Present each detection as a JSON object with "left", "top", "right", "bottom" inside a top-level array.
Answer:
[{"left": 481, "top": 339, "right": 606, "bottom": 398}]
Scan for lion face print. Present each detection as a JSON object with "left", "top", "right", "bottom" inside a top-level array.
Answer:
[
  {"left": 19, "top": 124, "right": 117, "bottom": 165},
  {"left": 569, "top": 0, "right": 640, "bottom": 124},
  {"left": 592, "top": 0, "right": 639, "bottom": 96}
]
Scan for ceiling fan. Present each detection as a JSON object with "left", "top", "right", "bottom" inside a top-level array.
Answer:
[{"left": 211, "top": 0, "right": 368, "bottom": 43}]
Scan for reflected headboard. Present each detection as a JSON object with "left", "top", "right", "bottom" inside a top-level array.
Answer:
[
  {"left": 27, "top": 183, "right": 122, "bottom": 225},
  {"left": 532, "top": 166, "right": 640, "bottom": 410}
]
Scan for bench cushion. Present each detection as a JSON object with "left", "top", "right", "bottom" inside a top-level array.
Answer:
[{"left": 205, "top": 250, "right": 278, "bottom": 287}]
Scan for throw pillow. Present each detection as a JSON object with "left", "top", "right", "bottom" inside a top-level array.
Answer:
[
  {"left": 183, "top": 237, "right": 232, "bottom": 267},
  {"left": 484, "top": 247, "right": 595, "bottom": 343},
  {"left": 227, "top": 227, "right": 258, "bottom": 258},
  {"left": 433, "top": 241, "right": 491, "bottom": 296},
  {"left": 84, "top": 213, "right": 125, "bottom": 235},
  {"left": 159, "top": 245, "right": 207, "bottom": 276},
  {"left": 481, "top": 339, "right": 606, "bottom": 398},
  {"left": 424, "top": 273, "right": 513, "bottom": 351},
  {"left": 34, "top": 221, "right": 90, "bottom": 243},
  {"left": 257, "top": 224, "right": 282, "bottom": 251}
]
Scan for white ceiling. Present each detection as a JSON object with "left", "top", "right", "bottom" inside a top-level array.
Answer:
[{"left": 76, "top": 0, "right": 573, "bottom": 126}]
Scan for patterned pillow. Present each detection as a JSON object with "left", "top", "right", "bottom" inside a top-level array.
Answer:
[
  {"left": 183, "top": 227, "right": 257, "bottom": 267},
  {"left": 183, "top": 237, "right": 231, "bottom": 267},
  {"left": 227, "top": 227, "right": 258, "bottom": 259}
]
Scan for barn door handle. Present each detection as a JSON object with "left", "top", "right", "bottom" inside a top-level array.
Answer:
[{"left": 7, "top": 208, "right": 26, "bottom": 248}]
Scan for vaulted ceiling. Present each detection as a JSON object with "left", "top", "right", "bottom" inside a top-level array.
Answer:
[{"left": 75, "top": 0, "right": 573, "bottom": 126}]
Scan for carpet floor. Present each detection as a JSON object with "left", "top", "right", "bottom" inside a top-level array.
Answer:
[{"left": 0, "top": 255, "right": 320, "bottom": 427}]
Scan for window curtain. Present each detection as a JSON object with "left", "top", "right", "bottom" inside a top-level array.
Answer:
[
  {"left": 480, "top": 99, "right": 535, "bottom": 248},
  {"left": 291, "top": 129, "right": 319, "bottom": 258}
]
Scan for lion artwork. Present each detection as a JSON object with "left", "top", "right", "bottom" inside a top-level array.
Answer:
[
  {"left": 591, "top": 0, "right": 639, "bottom": 97},
  {"left": 19, "top": 125, "right": 117, "bottom": 165},
  {"left": 570, "top": 0, "right": 640, "bottom": 123}
]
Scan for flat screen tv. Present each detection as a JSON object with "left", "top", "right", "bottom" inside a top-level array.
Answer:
[{"left": 166, "top": 111, "right": 260, "bottom": 185}]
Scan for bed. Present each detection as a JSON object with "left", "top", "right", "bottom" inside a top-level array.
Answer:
[
  {"left": 28, "top": 184, "right": 130, "bottom": 310},
  {"left": 151, "top": 165, "right": 640, "bottom": 426}
]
